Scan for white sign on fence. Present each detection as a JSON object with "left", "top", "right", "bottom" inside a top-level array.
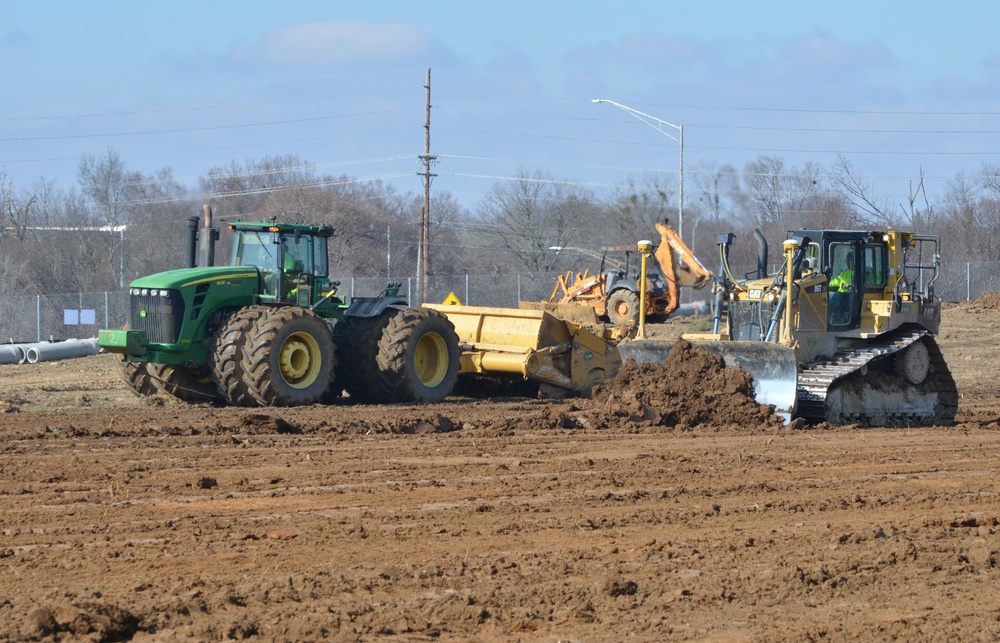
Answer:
[{"left": 64, "top": 309, "right": 97, "bottom": 325}]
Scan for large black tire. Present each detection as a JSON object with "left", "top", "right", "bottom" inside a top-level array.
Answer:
[
  {"left": 607, "top": 289, "right": 641, "bottom": 326},
  {"left": 147, "top": 363, "right": 220, "bottom": 403},
  {"left": 338, "top": 312, "right": 397, "bottom": 403},
  {"left": 241, "top": 307, "right": 337, "bottom": 406},
  {"left": 375, "top": 307, "right": 460, "bottom": 403},
  {"left": 117, "top": 358, "right": 159, "bottom": 397},
  {"left": 211, "top": 306, "right": 268, "bottom": 407}
]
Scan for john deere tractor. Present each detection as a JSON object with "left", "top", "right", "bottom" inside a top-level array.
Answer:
[{"left": 99, "top": 207, "right": 460, "bottom": 406}]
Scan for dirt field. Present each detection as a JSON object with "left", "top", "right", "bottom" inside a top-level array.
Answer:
[{"left": 2, "top": 299, "right": 1000, "bottom": 642}]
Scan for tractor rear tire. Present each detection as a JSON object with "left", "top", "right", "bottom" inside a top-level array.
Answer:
[
  {"left": 118, "top": 358, "right": 159, "bottom": 397},
  {"left": 338, "top": 311, "right": 396, "bottom": 403},
  {"left": 212, "top": 306, "right": 267, "bottom": 406},
  {"left": 148, "top": 363, "right": 220, "bottom": 402},
  {"left": 375, "top": 307, "right": 460, "bottom": 403},
  {"left": 607, "top": 289, "right": 641, "bottom": 326},
  {"left": 241, "top": 307, "right": 337, "bottom": 406}
]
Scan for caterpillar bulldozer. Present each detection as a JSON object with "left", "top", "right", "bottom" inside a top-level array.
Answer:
[
  {"left": 99, "top": 206, "right": 622, "bottom": 406},
  {"left": 619, "top": 228, "right": 958, "bottom": 426},
  {"left": 548, "top": 221, "right": 712, "bottom": 325}
]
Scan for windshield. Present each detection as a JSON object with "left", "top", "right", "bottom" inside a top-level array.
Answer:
[{"left": 234, "top": 231, "right": 278, "bottom": 271}]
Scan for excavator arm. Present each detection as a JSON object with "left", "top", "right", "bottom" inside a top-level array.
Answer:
[{"left": 651, "top": 221, "right": 713, "bottom": 316}]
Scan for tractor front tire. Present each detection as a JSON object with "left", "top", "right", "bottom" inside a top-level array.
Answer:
[
  {"left": 242, "top": 307, "right": 337, "bottom": 406},
  {"left": 118, "top": 358, "right": 159, "bottom": 397},
  {"left": 376, "top": 307, "right": 460, "bottom": 403},
  {"left": 148, "top": 364, "right": 220, "bottom": 403},
  {"left": 607, "top": 289, "right": 641, "bottom": 326}
]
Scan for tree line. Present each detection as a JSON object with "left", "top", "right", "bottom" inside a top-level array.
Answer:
[{"left": 2, "top": 148, "right": 1000, "bottom": 296}]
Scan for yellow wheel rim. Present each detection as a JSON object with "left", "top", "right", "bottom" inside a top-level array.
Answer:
[
  {"left": 278, "top": 331, "right": 322, "bottom": 389},
  {"left": 189, "top": 366, "right": 214, "bottom": 385},
  {"left": 414, "top": 332, "right": 449, "bottom": 388}
]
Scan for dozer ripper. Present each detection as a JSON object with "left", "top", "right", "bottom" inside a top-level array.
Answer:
[
  {"left": 548, "top": 222, "right": 712, "bottom": 325},
  {"left": 99, "top": 207, "right": 622, "bottom": 406},
  {"left": 621, "top": 228, "right": 958, "bottom": 426}
]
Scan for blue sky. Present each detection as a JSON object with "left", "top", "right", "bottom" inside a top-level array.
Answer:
[{"left": 4, "top": 1, "right": 1000, "bottom": 215}]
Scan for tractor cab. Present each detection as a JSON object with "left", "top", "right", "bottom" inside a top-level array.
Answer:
[{"left": 229, "top": 222, "right": 340, "bottom": 308}]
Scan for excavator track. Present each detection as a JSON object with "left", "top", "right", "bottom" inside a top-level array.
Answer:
[{"left": 796, "top": 328, "right": 958, "bottom": 426}]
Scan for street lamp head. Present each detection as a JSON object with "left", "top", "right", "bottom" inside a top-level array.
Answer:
[{"left": 590, "top": 98, "right": 602, "bottom": 103}]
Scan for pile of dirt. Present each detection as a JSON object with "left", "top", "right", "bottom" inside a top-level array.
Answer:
[
  {"left": 583, "top": 339, "right": 783, "bottom": 430},
  {"left": 959, "top": 291, "right": 1000, "bottom": 310}
]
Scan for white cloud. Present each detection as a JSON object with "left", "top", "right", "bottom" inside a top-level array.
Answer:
[{"left": 247, "top": 21, "right": 432, "bottom": 67}]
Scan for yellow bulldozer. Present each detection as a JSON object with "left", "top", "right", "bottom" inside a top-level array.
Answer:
[
  {"left": 547, "top": 221, "right": 712, "bottom": 325},
  {"left": 619, "top": 228, "right": 959, "bottom": 426}
]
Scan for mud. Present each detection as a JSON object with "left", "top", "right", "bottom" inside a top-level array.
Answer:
[
  {"left": 1, "top": 300, "right": 999, "bottom": 641},
  {"left": 588, "top": 339, "right": 781, "bottom": 430}
]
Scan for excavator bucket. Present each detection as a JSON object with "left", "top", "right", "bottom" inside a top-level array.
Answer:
[{"left": 616, "top": 338, "right": 799, "bottom": 421}]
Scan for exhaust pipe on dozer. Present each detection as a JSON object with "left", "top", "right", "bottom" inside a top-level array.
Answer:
[{"left": 754, "top": 228, "right": 768, "bottom": 279}]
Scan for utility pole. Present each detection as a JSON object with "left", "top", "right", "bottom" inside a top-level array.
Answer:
[{"left": 418, "top": 67, "right": 437, "bottom": 303}]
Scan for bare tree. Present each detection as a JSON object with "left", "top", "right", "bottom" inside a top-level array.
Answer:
[
  {"left": 475, "top": 167, "right": 598, "bottom": 273},
  {"left": 78, "top": 148, "right": 143, "bottom": 227},
  {"left": 898, "top": 168, "right": 936, "bottom": 231},
  {"left": 830, "top": 155, "right": 895, "bottom": 227},
  {"left": 691, "top": 161, "right": 743, "bottom": 226},
  {"left": 604, "top": 174, "right": 675, "bottom": 244}
]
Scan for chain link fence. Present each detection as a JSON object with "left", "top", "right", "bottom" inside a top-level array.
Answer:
[{"left": 2, "top": 262, "right": 998, "bottom": 344}]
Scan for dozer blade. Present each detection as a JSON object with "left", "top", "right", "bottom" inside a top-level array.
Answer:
[{"left": 617, "top": 339, "right": 798, "bottom": 421}]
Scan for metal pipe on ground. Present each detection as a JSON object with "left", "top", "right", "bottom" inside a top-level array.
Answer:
[{"left": 24, "top": 338, "right": 101, "bottom": 364}]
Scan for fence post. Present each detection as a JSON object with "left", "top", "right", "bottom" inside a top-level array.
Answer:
[
  {"left": 465, "top": 274, "right": 470, "bottom": 306},
  {"left": 36, "top": 295, "right": 41, "bottom": 342},
  {"left": 517, "top": 274, "right": 521, "bottom": 303},
  {"left": 967, "top": 262, "right": 971, "bottom": 301}
]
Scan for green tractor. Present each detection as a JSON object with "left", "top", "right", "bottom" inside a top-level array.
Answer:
[{"left": 99, "top": 209, "right": 460, "bottom": 406}]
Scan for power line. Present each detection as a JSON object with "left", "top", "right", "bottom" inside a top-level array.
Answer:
[
  {"left": 0, "top": 108, "right": 415, "bottom": 143},
  {"left": 0, "top": 86, "right": 423, "bottom": 123}
]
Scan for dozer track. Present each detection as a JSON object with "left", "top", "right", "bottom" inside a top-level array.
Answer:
[{"left": 796, "top": 328, "right": 958, "bottom": 426}]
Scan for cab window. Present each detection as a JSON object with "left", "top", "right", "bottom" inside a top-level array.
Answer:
[{"left": 863, "top": 244, "right": 886, "bottom": 287}]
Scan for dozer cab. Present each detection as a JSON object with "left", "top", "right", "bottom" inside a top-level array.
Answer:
[
  {"left": 620, "top": 228, "right": 958, "bottom": 426},
  {"left": 548, "top": 221, "right": 712, "bottom": 326}
]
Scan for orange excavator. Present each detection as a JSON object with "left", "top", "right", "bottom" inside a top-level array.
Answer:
[{"left": 548, "top": 221, "right": 712, "bottom": 325}]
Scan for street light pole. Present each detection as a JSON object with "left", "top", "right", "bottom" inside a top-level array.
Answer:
[{"left": 591, "top": 99, "right": 684, "bottom": 243}]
